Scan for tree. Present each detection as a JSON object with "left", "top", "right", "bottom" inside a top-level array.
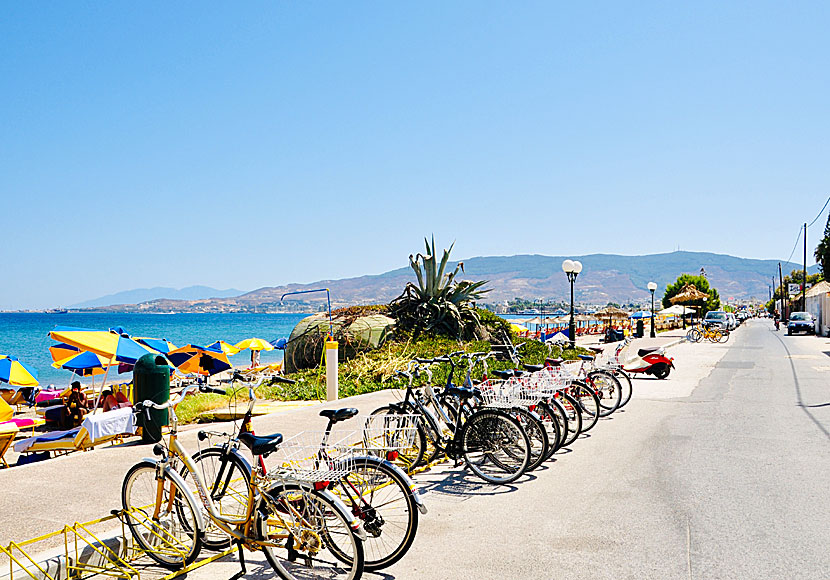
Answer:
[
  {"left": 815, "top": 213, "right": 830, "bottom": 278},
  {"left": 662, "top": 273, "right": 721, "bottom": 314}
]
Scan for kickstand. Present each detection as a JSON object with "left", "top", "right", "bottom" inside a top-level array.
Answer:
[{"left": 228, "top": 540, "right": 246, "bottom": 580}]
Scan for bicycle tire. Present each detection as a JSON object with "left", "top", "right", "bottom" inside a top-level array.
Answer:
[
  {"left": 332, "top": 457, "right": 418, "bottom": 571},
  {"left": 529, "top": 400, "right": 562, "bottom": 457},
  {"left": 369, "top": 405, "right": 427, "bottom": 472},
  {"left": 613, "top": 369, "right": 633, "bottom": 408},
  {"left": 461, "top": 409, "right": 530, "bottom": 484},
  {"left": 509, "top": 407, "right": 549, "bottom": 471},
  {"left": 587, "top": 370, "right": 621, "bottom": 417},
  {"left": 570, "top": 381, "right": 600, "bottom": 432},
  {"left": 555, "top": 392, "right": 582, "bottom": 447},
  {"left": 180, "top": 446, "right": 252, "bottom": 551},
  {"left": 122, "top": 461, "right": 203, "bottom": 569},
  {"left": 718, "top": 329, "right": 729, "bottom": 343},
  {"left": 686, "top": 328, "right": 702, "bottom": 343},
  {"left": 257, "top": 483, "right": 364, "bottom": 580}
]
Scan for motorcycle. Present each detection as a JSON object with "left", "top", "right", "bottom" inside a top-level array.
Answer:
[{"left": 613, "top": 337, "right": 675, "bottom": 379}]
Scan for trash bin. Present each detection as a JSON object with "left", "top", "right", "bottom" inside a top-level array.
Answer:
[
  {"left": 133, "top": 354, "right": 170, "bottom": 443},
  {"left": 636, "top": 320, "right": 644, "bottom": 338}
]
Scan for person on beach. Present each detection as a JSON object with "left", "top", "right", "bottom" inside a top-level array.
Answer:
[
  {"left": 250, "top": 349, "right": 260, "bottom": 368},
  {"left": 61, "top": 381, "right": 87, "bottom": 428}
]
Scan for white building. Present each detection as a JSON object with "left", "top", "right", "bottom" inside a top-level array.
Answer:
[{"left": 804, "top": 280, "right": 830, "bottom": 336}]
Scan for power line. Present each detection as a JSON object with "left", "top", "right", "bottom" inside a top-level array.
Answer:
[
  {"left": 807, "top": 195, "right": 830, "bottom": 228},
  {"left": 783, "top": 226, "right": 802, "bottom": 266}
]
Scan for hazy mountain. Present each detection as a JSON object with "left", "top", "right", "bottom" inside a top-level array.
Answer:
[
  {"left": 71, "top": 285, "right": 244, "bottom": 308},
  {"left": 82, "top": 251, "right": 818, "bottom": 313}
]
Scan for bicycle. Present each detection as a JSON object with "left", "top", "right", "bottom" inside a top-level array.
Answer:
[
  {"left": 180, "top": 374, "right": 426, "bottom": 571},
  {"left": 372, "top": 357, "right": 532, "bottom": 485},
  {"left": 121, "top": 381, "right": 366, "bottom": 580}
]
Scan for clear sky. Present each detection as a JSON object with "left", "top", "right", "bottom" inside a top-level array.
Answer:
[{"left": 2, "top": 1, "right": 828, "bottom": 309}]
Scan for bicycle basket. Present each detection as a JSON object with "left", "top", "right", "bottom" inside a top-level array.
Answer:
[
  {"left": 344, "top": 414, "right": 420, "bottom": 455},
  {"left": 269, "top": 431, "right": 356, "bottom": 483},
  {"left": 478, "top": 380, "right": 541, "bottom": 408}
]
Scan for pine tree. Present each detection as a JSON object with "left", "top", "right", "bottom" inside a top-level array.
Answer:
[{"left": 815, "top": 213, "right": 830, "bottom": 279}]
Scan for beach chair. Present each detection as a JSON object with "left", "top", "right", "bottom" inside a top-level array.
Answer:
[
  {"left": 14, "top": 407, "right": 136, "bottom": 457},
  {"left": 0, "top": 397, "right": 45, "bottom": 435},
  {"left": 0, "top": 422, "right": 19, "bottom": 468}
]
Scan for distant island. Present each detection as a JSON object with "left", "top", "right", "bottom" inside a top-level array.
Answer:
[{"left": 43, "top": 251, "right": 812, "bottom": 314}]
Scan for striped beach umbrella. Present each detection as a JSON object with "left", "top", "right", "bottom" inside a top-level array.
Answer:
[
  {"left": 167, "top": 344, "right": 231, "bottom": 376},
  {"left": 0, "top": 355, "right": 39, "bottom": 387},
  {"left": 234, "top": 337, "right": 275, "bottom": 352},
  {"left": 135, "top": 337, "right": 178, "bottom": 355},
  {"left": 51, "top": 351, "right": 112, "bottom": 377},
  {"left": 207, "top": 340, "right": 240, "bottom": 356},
  {"left": 48, "top": 326, "right": 154, "bottom": 365}
]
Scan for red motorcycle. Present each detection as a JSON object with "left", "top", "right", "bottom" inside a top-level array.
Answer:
[{"left": 613, "top": 338, "right": 674, "bottom": 379}]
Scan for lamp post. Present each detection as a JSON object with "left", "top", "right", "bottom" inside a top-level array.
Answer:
[
  {"left": 648, "top": 282, "right": 657, "bottom": 338},
  {"left": 562, "top": 259, "right": 582, "bottom": 348}
]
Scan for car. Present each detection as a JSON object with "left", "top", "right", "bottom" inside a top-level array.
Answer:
[
  {"left": 703, "top": 310, "right": 729, "bottom": 330},
  {"left": 726, "top": 313, "right": 737, "bottom": 330},
  {"left": 787, "top": 312, "right": 815, "bottom": 335}
]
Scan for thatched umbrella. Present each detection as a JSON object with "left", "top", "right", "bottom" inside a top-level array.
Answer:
[
  {"left": 594, "top": 306, "right": 629, "bottom": 338},
  {"left": 670, "top": 284, "right": 709, "bottom": 328}
]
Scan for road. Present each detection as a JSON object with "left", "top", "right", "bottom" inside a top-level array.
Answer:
[{"left": 195, "top": 319, "right": 830, "bottom": 580}]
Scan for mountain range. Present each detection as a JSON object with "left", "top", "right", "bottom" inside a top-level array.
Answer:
[
  {"left": 75, "top": 251, "right": 816, "bottom": 313},
  {"left": 70, "top": 285, "right": 244, "bottom": 308}
]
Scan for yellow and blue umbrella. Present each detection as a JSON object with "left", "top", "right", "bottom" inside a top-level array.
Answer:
[
  {"left": 167, "top": 344, "right": 231, "bottom": 376},
  {"left": 234, "top": 337, "right": 275, "bottom": 352},
  {"left": 0, "top": 355, "right": 39, "bottom": 387},
  {"left": 48, "top": 326, "right": 154, "bottom": 365},
  {"left": 51, "top": 351, "right": 112, "bottom": 377},
  {"left": 135, "top": 337, "right": 178, "bottom": 355},
  {"left": 208, "top": 340, "right": 240, "bottom": 356}
]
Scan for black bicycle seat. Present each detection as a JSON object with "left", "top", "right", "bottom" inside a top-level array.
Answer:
[
  {"left": 238, "top": 432, "right": 283, "bottom": 457},
  {"left": 638, "top": 347, "right": 660, "bottom": 357},
  {"left": 523, "top": 364, "right": 544, "bottom": 372},
  {"left": 545, "top": 358, "right": 563, "bottom": 367},
  {"left": 578, "top": 354, "right": 595, "bottom": 361},
  {"left": 589, "top": 347, "right": 604, "bottom": 354},
  {"left": 447, "top": 386, "right": 476, "bottom": 399},
  {"left": 492, "top": 369, "right": 515, "bottom": 380},
  {"left": 319, "top": 408, "right": 359, "bottom": 423}
]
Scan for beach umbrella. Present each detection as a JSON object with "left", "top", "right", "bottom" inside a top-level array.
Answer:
[
  {"left": 594, "top": 306, "right": 628, "bottom": 319},
  {"left": 234, "top": 337, "right": 275, "bottom": 352},
  {"left": 208, "top": 340, "right": 240, "bottom": 356},
  {"left": 48, "top": 326, "right": 154, "bottom": 365},
  {"left": 135, "top": 337, "right": 178, "bottom": 355},
  {"left": 659, "top": 305, "right": 695, "bottom": 316},
  {"left": 51, "top": 351, "right": 112, "bottom": 377},
  {"left": 167, "top": 344, "right": 231, "bottom": 376},
  {"left": 510, "top": 323, "right": 528, "bottom": 333},
  {"left": 0, "top": 355, "right": 39, "bottom": 387},
  {"left": 49, "top": 342, "right": 81, "bottom": 363},
  {"left": 629, "top": 310, "right": 653, "bottom": 319},
  {"left": 269, "top": 337, "right": 288, "bottom": 350}
]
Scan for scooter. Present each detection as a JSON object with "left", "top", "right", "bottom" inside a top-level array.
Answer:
[{"left": 613, "top": 337, "right": 675, "bottom": 379}]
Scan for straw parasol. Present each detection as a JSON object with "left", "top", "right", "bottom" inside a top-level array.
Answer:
[
  {"left": 594, "top": 306, "right": 628, "bottom": 319},
  {"left": 669, "top": 284, "right": 709, "bottom": 328}
]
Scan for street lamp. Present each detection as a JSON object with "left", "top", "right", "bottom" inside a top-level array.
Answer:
[
  {"left": 562, "top": 259, "right": 583, "bottom": 348},
  {"left": 647, "top": 282, "right": 658, "bottom": 338}
]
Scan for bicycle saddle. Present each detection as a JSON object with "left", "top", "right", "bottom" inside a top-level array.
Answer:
[
  {"left": 319, "top": 408, "right": 359, "bottom": 423},
  {"left": 492, "top": 369, "right": 514, "bottom": 380},
  {"left": 589, "top": 347, "right": 604, "bottom": 354},
  {"left": 545, "top": 358, "right": 563, "bottom": 367},
  {"left": 577, "top": 354, "right": 594, "bottom": 361},
  {"left": 238, "top": 432, "right": 283, "bottom": 457},
  {"left": 447, "top": 386, "right": 476, "bottom": 399},
  {"left": 638, "top": 347, "right": 660, "bottom": 357},
  {"left": 523, "top": 364, "right": 544, "bottom": 372}
]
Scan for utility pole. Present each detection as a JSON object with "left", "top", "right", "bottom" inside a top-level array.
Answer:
[
  {"left": 779, "top": 262, "right": 786, "bottom": 320},
  {"left": 803, "top": 222, "right": 808, "bottom": 311}
]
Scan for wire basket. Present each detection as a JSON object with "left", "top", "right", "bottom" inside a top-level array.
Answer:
[
  {"left": 342, "top": 414, "right": 421, "bottom": 455},
  {"left": 268, "top": 431, "right": 356, "bottom": 483},
  {"left": 477, "top": 380, "right": 542, "bottom": 408}
]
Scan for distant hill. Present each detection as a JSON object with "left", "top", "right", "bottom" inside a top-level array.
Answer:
[
  {"left": 80, "top": 252, "right": 818, "bottom": 313},
  {"left": 71, "top": 285, "right": 244, "bottom": 308}
]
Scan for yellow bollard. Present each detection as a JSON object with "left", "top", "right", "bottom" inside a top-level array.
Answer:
[{"left": 325, "top": 339, "right": 338, "bottom": 401}]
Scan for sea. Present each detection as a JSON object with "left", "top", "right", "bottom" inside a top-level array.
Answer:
[{"left": 0, "top": 312, "right": 307, "bottom": 387}]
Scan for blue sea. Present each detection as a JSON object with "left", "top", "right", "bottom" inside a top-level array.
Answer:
[{"left": 0, "top": 313, "right": 307, "bottom": 386}]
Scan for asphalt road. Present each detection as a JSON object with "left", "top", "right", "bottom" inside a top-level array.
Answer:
[
  {"left": 199, "top": 319, "right": 830, "bottom": 580},
  {"left": 4, "top": 319, "right": 828, "bottom": 579}
]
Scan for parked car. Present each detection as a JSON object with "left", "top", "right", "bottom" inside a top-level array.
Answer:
[
  {"left": 726, "top": 313, "right": 737, "bottom": 330},
  {"left": 787, "top": 312, "right": 815, "bottom": 335},
  {"left": 703, "top": 310, "right": 729, "bottom": 330}
]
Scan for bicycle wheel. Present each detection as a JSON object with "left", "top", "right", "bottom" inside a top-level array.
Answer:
[
  {"left": 706, "top": 329, "right": 721, "bottom": 343},
  {"left": 570, "top": 382, "right": 600, "bottom": 432},
  {"left": 332, "top": 458, "right": 418, "bottom": 571},
  {"left": 718, "top": 329, "right": 730, "bottom": 343},
  {"left": 180, "top": 446, "right": 252, "bottom": 551},
  {"left": 461, "top": 409, "right": 530, "bottom": 484},
  {"left": 257, "top": 483, "right": 364, "bottom": 580},
  {"left": 369, "top": 405, "right": 426, "bottom": 472},
  {"left": 554, "top": 392, "right": 582, "bottom": 448},
  {"left": 122, "top": 461, "right": 203, "bottom": 569},
  {"left": 686, "top": 328, "right": 702, "bottom": 342},
  {"left": 613, "top": 369, "right": 633, "bottom": 408},
  {"left": 587, "top": 371, "right": 621, "bottom": 417},
  {"left": 509, "top": 407, "right": 549, "bottom": 471},
  {"left": 529, "top": 400, "right": 562, "bottom": 458}
]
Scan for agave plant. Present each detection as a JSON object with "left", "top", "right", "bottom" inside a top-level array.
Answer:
[{"left": 389, "top": 237, "right": 490, "bottom": 339}]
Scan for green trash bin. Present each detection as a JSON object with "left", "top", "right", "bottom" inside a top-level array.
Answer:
[
  {"left": 133, "top": 354, "right": 170, "bottom": 443},
  {"left": 636, "top": 319, "right": 644, "bottom": 338}
]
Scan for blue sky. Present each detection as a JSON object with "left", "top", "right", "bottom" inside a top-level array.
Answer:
[{"left": 1, "top": 1, "right": 828, "bottom": 309}]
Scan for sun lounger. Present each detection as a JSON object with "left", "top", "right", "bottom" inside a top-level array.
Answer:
[
  {"left": 14, "top": 407, "right": 136, "bottom": 456},
  {"left": 0, "top": 422, "right": 19, "bottom": 468}
]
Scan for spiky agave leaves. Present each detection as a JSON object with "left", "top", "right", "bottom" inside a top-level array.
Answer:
[{"left": 391, "top": 237, "right": 490, "bottom": 339}]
